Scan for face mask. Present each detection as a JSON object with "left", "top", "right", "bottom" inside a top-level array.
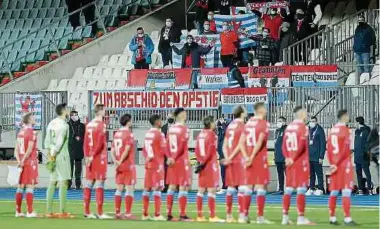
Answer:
[
  {"left": 71, "top": 115, "right": 79, "bottom": 122},
  {"left": 204, "top": 25, "right": 210, "bottom": 31},
  {"left": 222, "top": 25, "right": 228, "bottom": 31},
  {"left": 276, "top": 122, "right": 283, "bottom": 128},
  {"left": 262, "top": 32, "right": 268, "bottom": 37},
  {"left": 187, "top": 39, "right": 193, "bottom": 44},
  {"left": 166, "top": 22, "right": 172, "bottom": 27},
  {"left": 282, "top": 27, "right": 288, "bottom": 32},
  {"left": 270, "top": 10, "right": 276, "bottom": 16},
  {"left": 359, "top": 22, "right": 365, "bottom": 26},
  {"left": 309, "top": 122, "right": 316, "bottom": 128},
  {"left": 168, "top": 118, "right": 174, "bottom": 124},
  {"left": 207, "top": 15, "right": 213, "bottom": 20},
  {"left": 296, "top": 14, "right": 304, "bottom": 20},
  {"left": 137, "top": 33, "right": 144, "bottom": 37}
]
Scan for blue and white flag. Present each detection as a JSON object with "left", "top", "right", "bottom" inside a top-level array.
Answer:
[
  {"left": 15, "top": 94, "right": 42, "bottom": 130},
  {"left": 214, "top": 14, "right": 258, "bottom": 49}
]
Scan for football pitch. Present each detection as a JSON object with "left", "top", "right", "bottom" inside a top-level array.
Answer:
[{"left": 0, "top": 189, "right": 378, "bottom": 229}]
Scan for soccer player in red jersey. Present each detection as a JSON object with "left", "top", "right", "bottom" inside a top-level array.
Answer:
[
  {"left": 83, "top": 104, "right": 112, "bottom": 219},
  {"left": 14, "top": 113, "right": 38, "bottom": 218},
  {"left": 166, "top": 108, "right": 192, "bottom": 221},
  {"left": 244, "top": 102, "right": 273, "bottom": 224},
  {"left": 223, "top": 105, "right": 248, "bottom": 223},
  {"left": 281, "top": 106, "right": 314, "bottom": 225},
  {"left": 110, "top": 114, "right": 136, "bottom": 220},
  {"left": 327, "top": 110, "right": 357, "bottom": 226},
  {"left": 195, "top": 116, "right": 225, "bottom": 223},
  {"left": 141, "top": 114, "right": 167, "bottom": 221}
]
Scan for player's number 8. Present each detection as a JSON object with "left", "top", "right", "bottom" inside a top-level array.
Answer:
[
  {"left": 285, "top": 132, "right": 298, "bottom": 151},
  {"left": 169, "top": 134, "right": 178, "bottom": 153}
]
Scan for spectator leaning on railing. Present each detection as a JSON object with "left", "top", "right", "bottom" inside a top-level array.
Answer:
[
  {"left": 129, "top": 27, "right": 154, "bottom": 69},
  {"left": 250, "top": 27, "right": 277, "bottom": 66},
  {"left": 158, "top": 18, "right": 182, "bottom": 68},
  {"left": 353, "top": 15, "right": 377, "bottom": 77}
]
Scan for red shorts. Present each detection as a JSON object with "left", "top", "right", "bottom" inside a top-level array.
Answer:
[
  {"left": 166, "top": 162, "right": 192, "bottom": 186},
  {"left": 246, "top": 154, "right": 269, "bottom": 185},
  {"left": 225, "top": 162, "right": 246, "bottom": 187},
  {"left": 19, "top": 164, "right": 38, "bottom": 185},
  {"left": 198, "top": 162, "right": 220, "bottom": 188},
  {"left": 329, "top": 168, "right": 353, "bottom": 191},
  {"left": 86, "top": 165, "right": 107, "bottom": 180},
  {"left": 115, "top": 166, "right": 136, "bottom": 186},
  {"left": 145, "top": 168, "right": 165, "bottom": 190},
  {"left": 286, "top": 160, "right": 309, "bottom": 188}
]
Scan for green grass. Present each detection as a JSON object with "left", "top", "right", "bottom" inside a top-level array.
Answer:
[{"left": 0, "top": 200, "right": 378, "bottom": 229}]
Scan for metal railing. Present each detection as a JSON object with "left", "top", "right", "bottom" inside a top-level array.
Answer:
[{"left": 0, "top": 0, "right": 143, "bottom": 82}]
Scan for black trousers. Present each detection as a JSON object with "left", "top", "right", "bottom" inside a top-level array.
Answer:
[
  {"left": 355, "top": 163, "right": 372, "bottom": 190},
  {"left": 69, "top": 159, "right": 83, "bottom": 189},
  {"left": 65, "top": 0, "right": 97, "bottom": 34},
  {"left": 220, "top": 164, "right": 226, "bottom": 189},
  {"left": 134, "top": 59, "right": 150, "bottom": 69},
  {"left": 82, "top": 0, "right": 97, "bottom": 34},
  {"left": 275, "top": 162, "right": 285, "bottom": 191},
  {"left": 65, "top": 0, "right": 81, "bottom": 28},
  {"left": 220, "top": 54, "right": 233, "bottom": 68},
  {"left": 309, "top": 161, "right": 324, "bottom": 190}
]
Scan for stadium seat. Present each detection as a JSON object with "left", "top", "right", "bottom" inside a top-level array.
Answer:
[
  {"left": 2, "top": 10, "right": 12, "bottom": 20},
  {"left": 47, "top": 79, "right": 59, "bottom": 90},
  {"left": 16, "top": 1, "right": 27, "bottom": 10},
  {"left": 7, "top": 19, "right": 16, "bottom": 29},
  {"left": 83, "top": 67, "right": 96, "bottom": 78},
  {"left": 11, "top": 10, "right": 21, "bottom": 19},
  {"left": 29, "top": 9, "right": 39, "bottom": 18},
  {"left": 0, "top": 20, "right": 7, "bottom": 30},
  {"left": 24, "top": 19, "right": 34, "bottom": 28},
  {"left": 94, "top": 80, "right": 106, "bottom": 89},
  {"left": 15, "top": 19, "right": 25, "bottom": 29},
  {"left": 150, "top": 30, "right": 159, "bottom": 40},
  {"left": 34, "top": 0, "right": 44, "bottom": 9},
  {"left": 46, "top": 8, "right": 56, "bottom": 18},
  {"left": 21, "top": 10, "right": 30, "bottom": 19},
  {"left": 8, "top": 1, "right": 17, "bottom": 9},
  {"left": 26, "top": 1, "right": 35, "bottom": 9}
]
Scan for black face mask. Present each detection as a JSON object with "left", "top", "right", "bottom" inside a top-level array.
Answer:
[
  {"left": 168, "top": 118, "right": 174, "bottom": 124},
  {"left": 296, "top": 14, "right": 304, "bottom": 20},
  {"left": 358, "top": 22, "right": 366, "bottom": 26}
]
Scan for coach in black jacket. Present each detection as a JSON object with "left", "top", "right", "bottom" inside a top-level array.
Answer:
[
  {"left": 68, "top": 111, "right": 85, "bottom": 189},
  {"left": 274, "top": 116, "right": 287, "bottom": 194}
]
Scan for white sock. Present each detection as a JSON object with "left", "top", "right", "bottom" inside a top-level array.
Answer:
[
  {"left": 330, "top": 216, "right": 337, "bottom": 222},
  {"left": 298, "top": 216, "right": 305, "bottom": 221},
  {"left": 257, "top": 216, "right": 264, "bottom": 221},
  {"left": 344, "top": 217, "right": 352, "bottom": 223}
]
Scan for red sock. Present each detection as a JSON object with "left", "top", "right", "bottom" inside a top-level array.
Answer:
[
  {"left": 15, "top": 191, "right": 23, "bottom": 213},
  {"left": 208, "top": 195, "right": 216, "bottom": 218},
  {"left": 256, "top": 195, "right": 265, "bottom": 217},
  {"left": 179, "top": 195, "right": 187, "bottom": 217},
  {"left": 282, "top": 194, "right": 291, "bottom": 215},
  {"left": 244, "top": 193, "right": 252, "bottom": 217},
  {"left": 166, "top": 193, "right": 174, "bottom": 216},
  {"left": 226, "top": 194, "right": 233, "bottom": 215},
  {"left": 154, "top": 193, "right": 161, "bottom": 217},
  {"left": 328, "top": 196, "right": 337, "bottom": 217},
  {"left": 143, "top": 195, "right": 149, "bottom": 217},
  {"left": 296, "top": 194, "right": 305, "bottom": 216},
  {"left": 96, "top": 188, "right": 104, "bottom": 215},
  {"left": 342, "top": 196, "right": 351, "bottom": 217},
  {"left": 114, "top": 193, "right": 122, "bottom": 215},
  {"left": 196, "top": 194, "right": 203, "bottom": 217},
  {"left": 25, "top": 192, "right": 34, "bottom": 214},
  {"left": 125, "top": 195, "right": 133, "bottom": 215},
  {"left": 83, "top": 188, "right": 91, "bottom": 215},
  {"left": 238, "top": 193, "right": 245, "bottom": 214}
]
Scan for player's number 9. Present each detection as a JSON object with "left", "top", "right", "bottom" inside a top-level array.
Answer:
[
  {"left": 17, "top": 137, "right": 25, "bottom": 155},
  {"left": 331, "top": 135, "right": 339, "bottom": 154},
  {"left": 169, "top": 134, "right": 178, "bottom": 153},
  {"left": 87, "top": 129, "right": 94, "bottom": 147},
  {"left": 246, "top": 128, "right": 256, "bottom": 147},
  {"left": 114, "top": 139, "right": 123, "bottom": 157},
  {"left": 285, "top": 132, "right": 298, "bottom": 151}
]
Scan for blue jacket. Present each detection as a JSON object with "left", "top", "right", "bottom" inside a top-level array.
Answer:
[
  {"left": 353, "top": 24, "right": 376, "bottom": 53},
  {"left": 308, "top": 124, "right": 326, "bottom": 162},
  {"left": 129, "top": 34, "right": 154, "bottom": 64},
  {"left": 274, "top": 125, "right": 286, "bottom": 163},
  {"left": 354, "top": 125, "right": 371, "bottom": 164}
]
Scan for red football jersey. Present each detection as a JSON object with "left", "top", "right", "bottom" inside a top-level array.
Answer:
[
  {"left": 224, "top": 119, "right": 245, "bottom": 163},
  {"left": 112, "top": 128, "right": 135, "bottom": 172},
  {"left": 143, "top": 128, "right": 168, "bottom": 169},
  {"left": 84, "top": 119, "right": 107, "bottom": 158},
  {"left": 16, "top": 126, "right": 37, "bottom": 163},
  {"left": 327, "top": 124, "right": 351, "bottom": 165},
  {"left": 195, "top": 129, "right": 218, "bottom": 164},
  {"left": 167, "top": 123, "right": 189, "bottom": 162},
  {"left": 244, "top": 117, "right": 269, "bottom": 157},
  {"left": 282, "top": 120, "right": 309, "bottom": 164}
]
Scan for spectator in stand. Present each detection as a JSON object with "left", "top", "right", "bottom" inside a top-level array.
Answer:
[
  {"left": 219, "top": 0, "right": 231, "bottom": 15},
  {"left": 251, "top": 27, "right": 276, "bottom": 66},
  {"left": 207, "top": 11, "right": 217, "bottom": 33},
  {"left": 353, "top": 16, "right": 377, "bottom": 77},
  {"left": 251, "top": 7, "right": 284, "bottom": 41},
  {"left": 129, "top": 27, "right": 154, "bottom": 69},
  {"left": 278, "top": 22, "right": 295, "bottom": 62},
  {"left": 158, "top": 18, "right": 182, "bottom": 68},
  {"left": 290, "top": 8, "right": 312, "bottom": 63},
  {"left": 170, "top": 35, "right": 214, "bottom": 68},
  {"left": 354, "top": 116, "right": 373, "bottom": 195},
  {"left": 68, "top": 111, "right": 85, "bottom": 190},
  {"left": 65, "top": 0, "right": 97, "bottom": 36},
  {"left": 195, "top": 0, "right": 210, "bottom": 34},
  {"left": 220, "top": 21, "right": 239, "bottom": 67},
  {"left": 202, "top": 21, "right": 216, "bottom": 34},
  {"left": 228, "top": 57, "right": 245, "bottom": 88},
  {"left": 305, "top": 0, "right": 323, "bottom": 31}
]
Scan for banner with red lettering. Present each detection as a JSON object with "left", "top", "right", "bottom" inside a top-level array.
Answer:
[
  {"left": 291, "top": 65, "right": 338, "bottom": 87},
  {"left": 221, "top": 88, "right": 268, "bottom": 114},
  {"left": 246, "top": 1, "right": 289, "bottom": 11},
  {"left": 126, "top": 69, "right": 192, "bottom": 90},
  {"left": 91, "top": 90, "right": 220, "bottom": 110},
  {"left": 247, "top": 66, "right": 291, "bottom": 88}
]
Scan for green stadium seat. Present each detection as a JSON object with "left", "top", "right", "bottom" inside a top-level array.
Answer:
[
  {"left": 55, "top": 8, "right": 65, "bottom": 18},
  {"left": 11, "top": 10, "right": 21, "bottom": 19},
  {"left": 15, "top": 19, "right": 25, "bottom": 29},
  {"left": 29, "top": 9, "right": 39, "bottom": 18},
  {"left": 34, "top": 0, "right": 44, "bottom": 9},
  {"left": 3, "top": 10, "right": 12, "bottom": 19},
  {"left": 58, "top": 18, "right": 69, "bottom": 27},
  {"left": 82, "top": 26, "right": 92, "bottom": 37},
  {"left": 130, "top": 0, "right": 141, "bottom": 16},
  {"left": 54, "top": 27, "right": 65, "bottom": 39},
  {"left": 1, "top": 30, "right": 11, "bottom": 40},
  {"left": 0, "top": 39, "right": 5, "bottom": 48},
  {"left": 32, "top": 18, "right": 43, "bottom": 28},
  {"left": 1, "top": 0, "right": 9, "bottom": 10},
  {"left": 7, "top": 51, "right": 17, "bottom": 64},
  {"left": 24, "top": 19, "right": 33, "bottom": 28},
  {"left": 16, "top": 1, "right": 26, "bottom": 9},
  {"left": 52, "top": 0, "right": 61, "bottom": 8},
  {"left": 141, "top": 0, "right": 150, "bottom": 7},
  {"left": 36, "top": 29, "right": 47, "bottom": 38},
  {"left": 46, "top": 9, "right": 56, "bottom": 18},
  {"left": 13, "top": 40, "right": 23, "bottom": 51},
  {"left": 9, "top": 29, "right": 20, "bottom": 40},
  {"left": 40, "top": 38, "right": 50, "bottom": 51},
  {"left": 59, "top": 0, "right": 66, "bottom": 7},
  {"left": 21, "top": 39, "right": 32, "bottom": 51},
  {"left": 6, "top": 19, "right": 16, "bottom": 29},
  {"left": 21, "top": 9, "right": 30, "bottom": 19},
  {"left": 35, "top": 49, "right": 45, "bottom": 61},
  {"left": 0, "top": 20, "right": 7, "bottom": 30},
  {"left": 42, "top": 18, "right": 53, "bottom": 27},
  {"left": 58, "top": 38, "right": 68, "bottom": 49},
  {"left": 0, "top": 11, "right": 3, "bottom": 20},
  {"left": 25, "top": 52, "right": 36, "bottom": 62},
  {"left": 17, "top": 50, "right": 27, "bottom": 62},
  {"left": 72, "top": 28, "right": 83, "bottom": 40},
  {"left": 26, "top": 1, "right": 35, "bottom": 9},
  {"left": 105, "top": 0, "right": 114, "bottom": 5},
  {"left": 97, "top": 0, "right": 106, "bottom": 6},
  {"left": 43, "top": 0, "right": 53, "bottom": 8},
  {"left": 30, "top": 39, "right": 42, "bottom": 52},
  {"left": 38, "top": 8, "right": 48, "bottom": 18},
  {"left": 64, "top": 26, "right": 74, "bottom": 38},
  {"left": 114, "top": 0, "right": 123, "bottom": 6},
  {"left": 8, "top": 1, "right": 17, "bottom": 9},
  {"left": 19, "top": 29, "right": 29, "bottom": 38},
  {"left": 150, "top": 0, "right": 160, "bottom": 5}
]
